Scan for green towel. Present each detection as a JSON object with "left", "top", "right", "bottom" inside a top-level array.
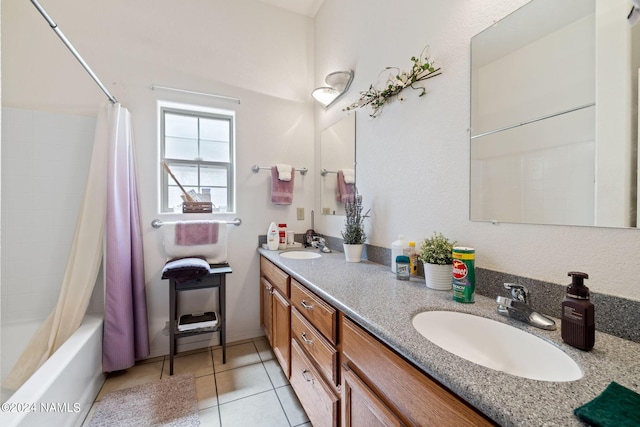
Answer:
[{"left": 574, "top": 382, "right": 640, "bottom": 427}]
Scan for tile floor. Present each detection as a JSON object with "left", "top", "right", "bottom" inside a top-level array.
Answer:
[{"left": 83, "top": 337, "right": 310, "bottom": 427}]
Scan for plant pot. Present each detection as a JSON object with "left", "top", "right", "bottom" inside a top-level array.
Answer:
[
  {"left": 343, "top": 243, "right": 363, "bottom": 263},
  {"left": 423, "top": 262, "right": 453, "bottom": 290}
]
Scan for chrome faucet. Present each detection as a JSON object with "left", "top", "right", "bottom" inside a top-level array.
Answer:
[
  {"left": 311, "top": 236, "right": 331, "bottom": 253},
  {"left": 496, "top": 283, "right": 556, "bottom": 330}
]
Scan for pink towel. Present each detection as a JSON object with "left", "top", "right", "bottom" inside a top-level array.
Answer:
[
  {"left": 175, "top": 221, "right": 219, "bottom": 245},
  {"left": 336, "top": 170, "right": 355, "bottom": 204},
  {"left": 271, "top": 166, "right": 295, "bottom": 204}
]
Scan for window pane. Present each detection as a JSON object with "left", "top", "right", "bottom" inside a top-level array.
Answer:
[
  {"left": 200, "top": 118, "right": 229, "bottom": 142},
  {"left": 201, "top": 166, "right": 228, "bottom": 187},
  {"left": 165, "top": 136, "right": 198, "bottom": 160},
  {"left": 165, "top": 114, "right": 198, "bottom": 139},
  {"left": 167, "top": 186, "right": 184, "bottom": 210},
  {"left": 170, "top": 164, "right": 199, "bottom": 186},
  {"left": 201, "top": 140, "right": 229, "bottom": 162},
  {"left": 210, "top": 188, "right": 228, "bottom": 211}
]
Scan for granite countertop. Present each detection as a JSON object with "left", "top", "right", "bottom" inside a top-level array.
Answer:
[{"left": 258, "top": 248, "right": 640, "bottom": 427}]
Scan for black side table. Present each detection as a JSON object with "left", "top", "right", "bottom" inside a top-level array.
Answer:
[{"left": 167, "top": 263, "right": 232, "bottom": 375}]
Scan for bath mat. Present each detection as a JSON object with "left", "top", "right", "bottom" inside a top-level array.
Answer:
[{"left": 88, "top": 374, "right": 200, "bottom": 427}]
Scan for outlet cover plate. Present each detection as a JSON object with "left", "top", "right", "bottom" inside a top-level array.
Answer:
[{"left": 297, "top": 207, "right": 304, "bottom": 220}]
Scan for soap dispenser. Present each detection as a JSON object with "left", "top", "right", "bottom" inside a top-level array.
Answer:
[{"left": 561, "top": 271, "right": 595, "bottom": 351}]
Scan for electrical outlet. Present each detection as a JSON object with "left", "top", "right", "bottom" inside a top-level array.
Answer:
[
  {"left": 322, "top": 207, "right": 330, "bottom": 215},
  {"left": 297, "top": 207, "right": 304, "bottom": 220}
]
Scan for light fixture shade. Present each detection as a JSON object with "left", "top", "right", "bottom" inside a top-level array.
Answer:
[
  {"left": 311, "top": 87, "right": 341, "bottom": 107},
  {"left": 312, "top": 70, "right": 354, "bottom": 108}
]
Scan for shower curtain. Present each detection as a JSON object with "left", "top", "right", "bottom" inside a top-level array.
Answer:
[
  {"left": 3, "top": 103, "right": 149, "bottom": 390},
  {"left": 103, "top": 104, "right": 149, "bottom": 372}
]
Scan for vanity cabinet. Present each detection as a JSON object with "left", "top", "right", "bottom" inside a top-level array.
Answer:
[
  {"left": 259, "top": 255, "right": 495, "bottom": 426},
  {"left": 260, "top": 257, "right": 291, "bottom": 377}
]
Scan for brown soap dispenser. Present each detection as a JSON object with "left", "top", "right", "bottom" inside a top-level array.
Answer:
[{"left": 561, "top": 271, "right": 595, "bottom": 351}]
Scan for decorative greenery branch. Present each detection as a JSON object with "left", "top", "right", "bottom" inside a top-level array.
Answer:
[{"left": 344, "top": 46, "right": 442, "bottom": 118}]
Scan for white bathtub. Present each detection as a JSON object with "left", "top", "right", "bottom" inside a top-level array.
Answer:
[{"left": 0, "top": 315, "right": 106, "bottom": 427}]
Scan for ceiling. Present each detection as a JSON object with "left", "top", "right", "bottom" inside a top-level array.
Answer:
[{"left": 256, "top": 0, "right": 325, "bottom": 17}]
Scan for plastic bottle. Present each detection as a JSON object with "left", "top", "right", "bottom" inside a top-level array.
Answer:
[
  {"left": 396, "top": 256, "right": 410, "bottom": 281},
  {"left": 561, "top": 271, "right": 595, "bottom": 351},
  {"left": 267, "top": 222, "right": 279, "bottom": 250},
  {"left": 278, "top": 223, "right": 287, "bottom": 250},
  {"left": 406, "top": 242, "right": 418, "bottom": 276},
  {"left": 391, "top": 235, "right": 408, "bottom": 273}
]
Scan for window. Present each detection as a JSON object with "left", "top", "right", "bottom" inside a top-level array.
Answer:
[{"left": 160, "top": 103, "right": 235, "bottom": 213}]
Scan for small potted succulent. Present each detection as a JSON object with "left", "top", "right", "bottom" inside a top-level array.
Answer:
[
  {"left": 341, "top": 193, "right": 369, "bottom": 262},
  {"left": 418, "top": 232, "right": 456, "bottom": 290}
]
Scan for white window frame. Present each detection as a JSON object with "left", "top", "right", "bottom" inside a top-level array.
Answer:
[{"left": 158, "top": 101, "right": 236, "bottom": 213}]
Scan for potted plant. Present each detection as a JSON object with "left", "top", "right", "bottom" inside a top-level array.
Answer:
[
  {"left": 418, "top": 232, "right": 456, "bottom": 290},
  {"left": 341, "top": 194, "right": 369, "bottom": 262}
]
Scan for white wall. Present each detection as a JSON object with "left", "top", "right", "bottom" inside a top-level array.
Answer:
[
  {"left": 315, "top": 0, "right": 640, "bottom": 301},
  {"left": 2, "top": 0, "right": 316, "bottom": 357}
]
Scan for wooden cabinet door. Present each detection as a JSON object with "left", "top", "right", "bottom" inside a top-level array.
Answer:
[
  {"left": 290, "top": 339, "right": 339, "bottom": 427},
  {"left": 342, "top": 364, "right": 404, "bottom": 427},
  {"left": 272, "top": 288, "right": 291, "bottom": 378},
  {"left": 260, "top": 277, "right": 273, "bottom": 345},
  {"left": 341, "top": 317, "right": 494, "bottom": 427}
]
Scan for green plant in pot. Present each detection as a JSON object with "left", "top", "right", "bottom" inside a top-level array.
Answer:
[
  {"left": 341, "top": 194, "right": 369, "bottom": 262},
  {"left": 419, "top": 232, "right": 456, "bottom": 290}
]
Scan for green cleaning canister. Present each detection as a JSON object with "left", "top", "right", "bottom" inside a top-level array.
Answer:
[{"left": 452, "top": 247, "right": 475, "bottom": 303}]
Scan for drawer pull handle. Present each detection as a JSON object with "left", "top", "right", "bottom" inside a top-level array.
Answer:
[
  {"left": 300, "top": 300, "right": 314, "bottom": 310},
  {"left": 301, "top": 332, "right": 314, "bottom": 346},
  {"left": 301, "top": 369, "right": 314, "bottom": 384}
]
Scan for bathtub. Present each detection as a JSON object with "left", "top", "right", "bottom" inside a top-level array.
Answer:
[{"left": 0, "top": 315, "right": 106, "bottom": 427}]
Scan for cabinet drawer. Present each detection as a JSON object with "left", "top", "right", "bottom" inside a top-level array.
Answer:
[
  {"left": 261, "top": 257, "right": 289, "bottom": 297},
  {"left": 291, "top": 279, "right": 337, "bottom": 344},
  {"left": 292, "top": 308, "right": 338, "bottom": 386},
  {"left": 290, "top": 338, "right": 339, "bottom": 427}
]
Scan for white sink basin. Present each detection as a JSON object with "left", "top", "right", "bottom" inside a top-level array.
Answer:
[
  {"left": 279, "top": 251, "right": 321, "bottom": 260},
  {"left": 412, "top": 311, "right": 582, "bottom": 382}
]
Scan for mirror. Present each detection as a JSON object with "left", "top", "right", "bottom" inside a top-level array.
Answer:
[
  {"left": 320, "top": 114, "right": 356, "bottom": 215},
  {"left": 470, "top": 0, "right": 640, "bottom": 228}
]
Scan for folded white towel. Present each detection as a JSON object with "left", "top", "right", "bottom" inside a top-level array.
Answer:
[
  {"left": 342, "top": 168, "right": 355, "bottom": 184},
  {"left": 276, "top": 164, "right": 292, "bottom": 181}
]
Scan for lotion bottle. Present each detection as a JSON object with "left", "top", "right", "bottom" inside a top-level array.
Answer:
[
  {"left": 267, "top": 222, "right": 279, "bottom": 250},
  {"left": 391, "top": 235, "right": 407, "bottom": 273},
  {"left": 561, "top": 271, "right": 595, "bottom": 351}
]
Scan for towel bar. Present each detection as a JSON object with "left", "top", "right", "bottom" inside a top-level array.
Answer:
[
  {"left": 251, "top": 165, "right": 308, "bottom": 176},
  {"left": 151, "top": 218, "right": 242, "bottom": 228}
]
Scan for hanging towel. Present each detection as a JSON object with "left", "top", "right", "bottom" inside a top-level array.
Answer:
[
  {"left": 337, "top": 170, "right": 356, "bottom": 204},
  {"left": 574, "top": 382, "right": 640, "bottom": 427},
  {"left": 175, "top": 221, "right": 219, "bottom": 245},
  {"left": 162, "top": 221, "right": 227, "bottom": 263},
  {"left": 342, "top": 168, "right": 355, "bottom": 184},
  {"left": 271, "top": 166, "right": 295, "bottom": 205},
  {"left": 276, "top": 164, "right": 293, "bottom": 181}
]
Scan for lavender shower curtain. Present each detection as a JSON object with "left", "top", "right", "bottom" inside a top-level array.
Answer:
[{"left": 103, "top": 104, "right": 150, "bottom": 372}]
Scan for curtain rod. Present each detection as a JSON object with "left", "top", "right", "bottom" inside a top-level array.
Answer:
[
  {"left": 30, "top": 0, "right": 118, "bottom": 104},
  {"left": 151, "top": 85, "right": 241, "bottom": 104}
]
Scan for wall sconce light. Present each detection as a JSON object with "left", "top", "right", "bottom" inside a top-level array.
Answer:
[{"left": 311, "top": 70, "right": 354, "bottom": 108}]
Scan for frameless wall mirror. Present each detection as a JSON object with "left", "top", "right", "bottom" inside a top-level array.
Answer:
[
  {"left": 320, "top": 113, "right": 356, "bottom": 216},
  {"left": 470, "top": 0, "right": 640, "bottom": 228}
]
